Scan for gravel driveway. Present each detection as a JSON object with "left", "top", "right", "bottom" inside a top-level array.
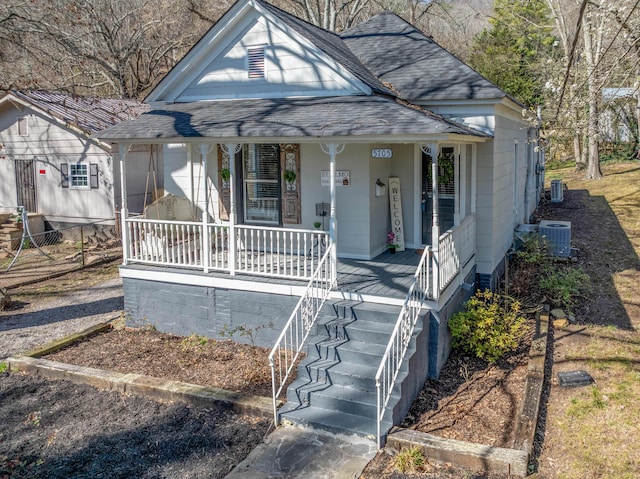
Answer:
[{"left": 0, "top": 276, "right": 123, "bottom": 360}]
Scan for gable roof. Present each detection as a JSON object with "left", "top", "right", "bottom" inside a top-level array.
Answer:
[
  {"left": 0, "top": 90, "right": 148, "bottom": 136},
  {"left": 255, "top": 0, "right": 393, "bottom": 96},
  {"left": 97, "top": 95, "right": 488, "bottom": 141},
  {"left": 340, "top": 11, "right": 508, "bottom": 103},
  {"left": 147, "top": 0, "right": 394, "bottom": 103}
]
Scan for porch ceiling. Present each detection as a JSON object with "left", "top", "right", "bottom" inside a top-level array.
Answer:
[{"left": 96, "top": 95, "right": 490, "bottom": 143}]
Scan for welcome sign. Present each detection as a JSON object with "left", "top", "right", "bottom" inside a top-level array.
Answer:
[{"left": 388, "top": 177, "right": 405, "bottom": 251}]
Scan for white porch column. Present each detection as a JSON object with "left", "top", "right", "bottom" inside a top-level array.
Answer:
[
  {"left": 222, "top": 143, "right": 241, "bottom": 275},
  {"left": 119, "top": 144, "right": 131, "bottom": 265},
  {"left": 198, "top": 144, "right": 215, "bottom": 273},
  {"left": 431, "top": 143, "right": 440, "bottom": 297},
  {"left": 321, "top": 143, "right": 345, "bottom": 283}
]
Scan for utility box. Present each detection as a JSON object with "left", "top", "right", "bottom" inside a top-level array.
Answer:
[
  {"left": 539, "top": 220, "right": 571, "bottom": 258},
  {"left": 550, "top": 179, "right": 563, "bottom": 203}
]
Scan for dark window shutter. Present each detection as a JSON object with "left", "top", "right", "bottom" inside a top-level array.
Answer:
[
  {"left": 61, "top": 163, "right": 69, "bottom": 188},
  {"left": 90, "top": 163, "right": 99, "bottom": 188},
  {"left": 280, "top": 144, "right": 301, "bottom": 224},
  {"left": 217, "top": 146, "right": 230, "bottom": 221}
]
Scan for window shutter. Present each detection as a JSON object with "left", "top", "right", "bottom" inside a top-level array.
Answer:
[
  {"left": 280, "top": 144, "right": 301, "bottom": 224},
  {"left": 90, "top": 163, "right": 99, "bottom": 188},
  {"left": 61, "top": 163, "right": 69, "bottom": 188},
  {"left": 217, "top": 145, "right": 230, "bottom": 221}
]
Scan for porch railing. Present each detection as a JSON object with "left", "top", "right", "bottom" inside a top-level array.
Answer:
[
  {"left": 438, "top": 213, "right": 475, "bottom": 294},
  {"left": 126, "top": 218, "right": 204, "bottom": 268},
  {"left": 124, "top": 218, "right": 329, "bottom": 280},
  {"left": 438, "top": 229, "right": 458, "bottom": 291},
  {"left": 375, "top": 246, "right": 432, "bottom": 448},
  {"left": 268, "top": 247, "right": 335, "bottom": 425},
  {"left": 234, "top": 225, "right": 328, "bottom": 279}
]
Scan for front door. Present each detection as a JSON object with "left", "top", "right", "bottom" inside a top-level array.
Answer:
[
  {"left": 421, "top": 147, "right": 455, "bottom": 245},
  {"left": 15, "top": 159, "right": 37, "bottom": 212}
]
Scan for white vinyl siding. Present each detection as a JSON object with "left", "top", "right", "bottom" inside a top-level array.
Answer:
[{"left": 177, "top": 14, "right": 363, "bottom": 101}]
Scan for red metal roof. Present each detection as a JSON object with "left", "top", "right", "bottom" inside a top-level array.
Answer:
[{"left": 4, "top": 90, "right": 149, "bottom": 135}]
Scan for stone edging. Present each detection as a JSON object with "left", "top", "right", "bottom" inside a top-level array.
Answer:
[
  {"left": 5, "top": 322, "right": 276, "bottom": 419},
  {"left": 385, "top": 310, "right": 550, "bottom": 478}
]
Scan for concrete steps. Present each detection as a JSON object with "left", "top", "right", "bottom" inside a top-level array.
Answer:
[
  {"left": 279, "top": 300, "right": 423, "bottom": 440},
  {"left": 0, "top": 215, "right": 22, "bottom": 250}
]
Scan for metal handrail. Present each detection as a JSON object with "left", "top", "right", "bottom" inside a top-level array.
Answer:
[
  {"left": 268, "top": 246, "right": 335, "bottom": 425},
  {"left": 375, "top": 246, "right": 432, "bottom": 448}
]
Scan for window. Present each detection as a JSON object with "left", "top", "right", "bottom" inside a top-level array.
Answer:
[
  {"left": 71, "top": 164, "right": 89, "bottom": 187},
  {"left": 247, "top": 47, "right": 265, "bottom": 79},
  {"left": 243, "top": 144, "right": 280, "bottom": 224},
  {"left": 17, "top": 117, "right": 28, "bottom": 136},
  {"left": 61, "top": 163, "right": 99, "bottom": 189}
]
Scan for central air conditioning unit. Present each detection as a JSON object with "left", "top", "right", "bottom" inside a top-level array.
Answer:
[
  {"left": 551, "top": 179, "right": 563, "bottom": 203},
  {"left": 539, "top": 220, "right": 571, "bottom": 257}
]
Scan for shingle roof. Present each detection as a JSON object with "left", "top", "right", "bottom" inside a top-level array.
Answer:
[
  {"left": 2, "top": 90, "right": 148, "bottom": 135},
  {"left": 340, "top": 11, "right": 508, "bottom": 102},
  {"left": 97, "top": 95, "right": 488, "bottom": 141},
  {"left": 255, "top": 0, "right": 393, "bottom": 96}
]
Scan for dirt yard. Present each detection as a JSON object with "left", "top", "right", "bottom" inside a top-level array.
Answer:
[{"left": 0, "top": 372, "right": 269, "bottom": 479}]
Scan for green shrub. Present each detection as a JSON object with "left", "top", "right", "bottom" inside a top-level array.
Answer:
[
  {"left": 538, "top": 265, "right": 589, "bottom": 313},
  {"left": 0, "top": 362, "right": 7, "bottom": 374},
  {"left": 449, "top": 290, "right": 527, "bottom": 363}
]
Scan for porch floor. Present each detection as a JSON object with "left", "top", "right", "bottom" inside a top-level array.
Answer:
[
  {"left": 121, "top": 248, "right": 422, "bottom": 302},
  {"left": 336, "top": 248, "right": 420, "bottom": 300}
]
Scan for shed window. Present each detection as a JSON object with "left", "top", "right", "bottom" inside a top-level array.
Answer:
[
  {"left": 70, "top": 164, "right": 89, "bottom": 187},
  {"left": 17, "top": 117, "right": 28, "bottom": 136},
  {"left": 247, "top": 47, "right": 265, "bottom": 79},
  {"left": 61, "top": 163, "right": 99, "bottom": 189}
]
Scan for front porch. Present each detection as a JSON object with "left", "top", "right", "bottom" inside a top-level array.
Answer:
[{"left": 120, "top": 214, "right": 476, "bottom": 306}]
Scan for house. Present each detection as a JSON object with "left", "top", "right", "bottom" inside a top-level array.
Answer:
[
  {"left": 601, "top": 87, "right": 638, "bottom": 145},
  {"left": 97, "top": 0, "right": 544, "bottom": 445},
  {"left": 0, "top": 90, "right": 159, "bottom": 237}
]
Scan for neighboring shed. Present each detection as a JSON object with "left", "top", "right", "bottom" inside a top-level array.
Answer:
[{"left": 0, "top": 90, "right": 160, "bottom": 232}]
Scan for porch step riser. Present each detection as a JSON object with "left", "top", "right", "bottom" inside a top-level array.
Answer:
[
  {"left": 281, "top": 300, "right": 416, "bottom": 439},
  {"left": 312, "top": 341, "right": 385, "bottom": 366},
  {"left": 279, "top": 405, "right": 392, "bottom": 438}
]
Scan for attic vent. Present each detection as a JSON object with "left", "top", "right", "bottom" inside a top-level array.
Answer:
[{"left": 247, "top": 47, "right": 265, "bottom": 79}]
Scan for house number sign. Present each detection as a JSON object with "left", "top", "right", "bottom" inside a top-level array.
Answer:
[{"left": 371, "top": 148, "right": 392, "bottom": 158}]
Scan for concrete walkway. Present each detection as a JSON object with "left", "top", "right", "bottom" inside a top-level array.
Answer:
[{"left": 224, "top": 425, "right": 378, "bottom": 479}]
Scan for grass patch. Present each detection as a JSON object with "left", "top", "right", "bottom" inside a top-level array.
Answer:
[
  {"left": 393, "top": 446, "right": 426, "bottom": 474},
  {"left": 0, "top": 362, "right": 7, "bottom": 374},
  {"left": 537, "top": 162, "right": 640, "bottom": 479}
]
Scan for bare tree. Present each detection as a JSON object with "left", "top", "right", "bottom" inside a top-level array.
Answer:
[{"left": 0, "top": 0, "right": 211, "bottom": 98}]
